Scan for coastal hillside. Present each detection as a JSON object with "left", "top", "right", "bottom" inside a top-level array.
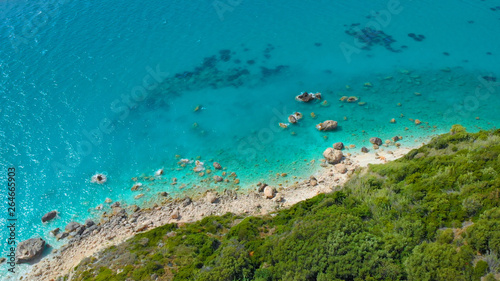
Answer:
[{"left": 64, "top": 126, "right": 500, "bottom": 281}]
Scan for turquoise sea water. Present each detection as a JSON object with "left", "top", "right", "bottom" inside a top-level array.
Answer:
[{"left": 1, "top": 0, "right": 500, "bottom": 276}]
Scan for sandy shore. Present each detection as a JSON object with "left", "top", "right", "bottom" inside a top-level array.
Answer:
[{"left": 20, "top": 145, "right": 416, "bottom": 281}]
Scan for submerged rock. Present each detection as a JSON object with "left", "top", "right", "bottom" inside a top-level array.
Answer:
[
  {"left": 213, "top": 162, "right": 222, "bottom": 170},
  {"left": 323, "top": 148, "right": 343, "bottom": 164},
  {"left": 213, "top": 175, "right": 223, "bottom": 183},
  {"left": 16, "top": 238, "right": 46, "bottom": 263}
]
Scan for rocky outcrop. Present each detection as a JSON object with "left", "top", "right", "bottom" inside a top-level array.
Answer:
[
  {"left": 369, "top": 137, "right": 382, "bottom": 146},
  {"left": 85, "top": 219, "right": 95, "bottom": 228},
  {"left": 316, "top": 120, "right": 338, "bottom": 131},
  {"left": 323, "top": 148, "right": 343, "bottom": 164},
  {"left": 65, "top": 222, "right": 81, "bottom": 233},
  {"left": 16, "top": 238, "right": 46, "bottom": 263},
  {"left": 295, "top": 92, "right": 315, "bottom": 102},
  {"left": 41, "top": 211, "right": 58, "bottom": 223}
]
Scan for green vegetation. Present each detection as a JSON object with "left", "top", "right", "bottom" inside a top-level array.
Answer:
[{"left": 65, "top": 126, "right": 500, "bottom": 281}]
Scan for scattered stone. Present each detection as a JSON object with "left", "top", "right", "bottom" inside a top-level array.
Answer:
[
  {"left": 213, "top": 162, "right": 222, "bottom": 170},
  {"left": 373, "top": 144, "right": 380, "bottom": 150},
  {"left": 390, "top": 118, "right": 396, "bottom": 123},
  {"left": 213, "top": 175, "right": 223, "bottom": 183},
  {"left": 392, "top": 136, "right": 400, "bottom": 142},
  {"left": 206, "top": 192, "right": 218, "bottom": 204},
  {"left": 134, "top": 194, "right": 144, "bottom": 199},
  {"left": 281, "top": 173, "right": 287, "bottom": 177},
  {"left": 131, "top": 183, "right": 142, "bottom": 191},
  {"left": 171, "top": 210, "right": 180, "bottom": 220},
  {"left": 273, "top": 193, "right": 284, "bottom": 202},
  {"left": 361, "top": 147, "right": 369, "bottom": 153},
  {"left": 310, "top": 179, "right": 318, "bottom": 186},
  {"left": 335, "top": 164, "right": 348, "bottom": 174},
  {"left": 182, "top": 197, "right": 192, "bottom": 207},
  {"left": 160, "top": 191, "right": 168, "bottom": 197},
  {"left": 0, "top": 257, "right": 5, "bottom": 264},
  {"left": 135, "top": 221, "right": 151, "bottom": 232},
  {"left": 263, "top": 186, "right": 275, "bottom": 199},
  {"left": 323, "top": 148, "right": 343, "bottom": 164},
  {"left": 95, "top": 204, "right": 103, "bottom": 210},
  {"left": 105, "top": 198, "right": 112, "bottom": 204},
  {"left": 110, "top": 202, "right": 120, "bottom": 208},
  {"left": 316, "top": 120, "right": 338, "bottom": 131},
  {"left": 16, "top": 238, "right": 46, "bottom": 263},
  {"left": 369, "top": 137, "right": 382, "bottom": 146},
  {"left": 130, "top": 205, "right": 140, "bottom": 212},
  {"left": 234, "top": 179, "right": 240, "bottom": 184},
  {"left": 333, "top": 142, "right": 344, "bottom": 150}
]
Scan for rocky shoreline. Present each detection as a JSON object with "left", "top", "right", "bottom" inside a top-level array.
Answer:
[{"left": 18, "top": 144, "right": 416, "bottom": 281}]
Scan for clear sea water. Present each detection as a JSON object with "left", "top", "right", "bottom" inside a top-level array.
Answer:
[{"left": 1, "top": 0, "right": 499, "bottom": 277}]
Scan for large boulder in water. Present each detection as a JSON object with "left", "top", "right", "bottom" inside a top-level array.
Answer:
[
  {"left": 41, "top": 210, "right": 58, "bottom": 223},
  {"left": 16, "top": 238, "right": 46, "bottom": 263},
  {"left": 369, "top": 137, "right": 382, "bottom": 146},
  {"left": 333, "top": 142, "right": 344, "bottom": 150},
  {"left": 323, "top": 148, "right": 343, "bottom": 164},
  {"left": 316, "top": 120, "right": 338, "bottom": 131}
]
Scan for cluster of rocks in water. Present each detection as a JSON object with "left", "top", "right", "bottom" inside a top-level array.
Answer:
[
  {"left": 139, "top": 45, "right": 289, "bottom": 110},
  {"left": 344, "top": 24, "right": 402, "bottom": 53}
]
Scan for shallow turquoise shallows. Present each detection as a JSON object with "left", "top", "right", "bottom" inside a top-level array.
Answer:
[{"left": 1, "top": 0, "right": 499, "bottom": 276}]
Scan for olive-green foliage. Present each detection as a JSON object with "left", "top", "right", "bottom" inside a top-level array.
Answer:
[
  {"left": 68, "top": 127, "right": 500, "bottom": 281},
  {"left": 474, "top": 260, "right": 489, "bottom": 280},
  {"left": 466, "top": 208, "right": 500, "bottom": 256},
  {"left": 404, "top": 242, "right": 474, "bottom": 281}
]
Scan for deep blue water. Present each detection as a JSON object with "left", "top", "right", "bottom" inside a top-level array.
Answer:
[{"left": 1, "top": 0, "right": 500, "bottom": 277}]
